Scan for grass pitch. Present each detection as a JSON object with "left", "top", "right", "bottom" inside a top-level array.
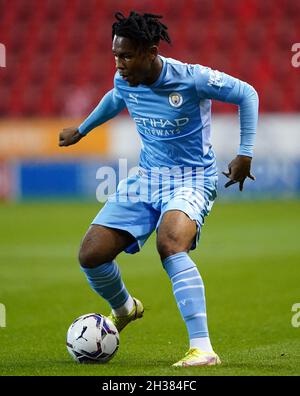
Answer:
[{"left": 0, "top": 200, "right": 299, "bottom": 376}]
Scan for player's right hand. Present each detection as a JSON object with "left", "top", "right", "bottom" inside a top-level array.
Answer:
[{"left": 59, "top": 127, "right": 83, "bottom": 146}]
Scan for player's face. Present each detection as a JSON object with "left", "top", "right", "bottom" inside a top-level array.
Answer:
[{"left": 112, "top": 35, "right": 157, "bottom": 86}]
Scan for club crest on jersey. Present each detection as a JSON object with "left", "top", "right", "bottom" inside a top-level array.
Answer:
[{"left": 169, "top": 92, "right": 183, "bottom": 108}]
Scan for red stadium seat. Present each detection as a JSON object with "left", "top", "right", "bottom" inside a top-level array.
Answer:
[{"left": 1, "top": 0, "right": 299, "bottom": 115}]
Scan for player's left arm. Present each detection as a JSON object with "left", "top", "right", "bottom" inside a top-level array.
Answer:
[{"left": 194, "top": 66, "right": 259, "bottom": 191}]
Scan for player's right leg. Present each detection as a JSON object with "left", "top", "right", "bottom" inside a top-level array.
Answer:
[
  {"left": 78, "top": 172, "right": 159, "bottom": 332},
  {"left": 79, "top": 225, "right": 144, "bottom": 332},
  {"left": 79, "top": 224, "right": 134, "bottom": 269}
]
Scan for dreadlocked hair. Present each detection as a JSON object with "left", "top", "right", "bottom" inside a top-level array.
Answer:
[{"left": 112, "top": 11, "right": 171, "bottom": 47}]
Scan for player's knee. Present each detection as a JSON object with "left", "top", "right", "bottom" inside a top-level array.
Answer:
[
  {"left": 78, "top": 246, "right": 114, "bottom": 269},
  {"left": 157, "top": 237, "right": 186, "bottom": 261}
]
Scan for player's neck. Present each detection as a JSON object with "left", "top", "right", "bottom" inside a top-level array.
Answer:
[{"left": 143, "top": 56, "right": 163, "bottom": 86}]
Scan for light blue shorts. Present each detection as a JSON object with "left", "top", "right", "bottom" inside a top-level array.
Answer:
[{"left": 92, "top": 168, "right": 218, "bottom": 254}]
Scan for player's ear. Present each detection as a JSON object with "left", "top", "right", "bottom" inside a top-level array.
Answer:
[{"left": 149, "top": 45, "right": 159, "bottom": 61}]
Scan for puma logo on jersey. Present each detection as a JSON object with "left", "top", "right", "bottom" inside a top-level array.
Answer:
[{"left": 129, "top": 93, "right": 139, "bottom": 104}]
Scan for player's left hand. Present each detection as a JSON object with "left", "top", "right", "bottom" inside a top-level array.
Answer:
[{"left": 222, "top": 155, "right": 255, "bottom": 191}]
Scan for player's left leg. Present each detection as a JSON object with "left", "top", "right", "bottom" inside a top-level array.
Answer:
[{"left": 157, "top": 210, "right": 220, "bottom": 367}]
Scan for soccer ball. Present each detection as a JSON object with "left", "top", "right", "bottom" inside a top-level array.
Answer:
[{"left": 66, "top": 313, "right": 119, "bottom": 363}]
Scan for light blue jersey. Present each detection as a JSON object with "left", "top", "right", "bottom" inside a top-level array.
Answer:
[
  {"left": 79, "top": 56, "right": 258, "bottom": 176},
  {"left": 79, "top": 56, "right": 258, "bottom": 253}
]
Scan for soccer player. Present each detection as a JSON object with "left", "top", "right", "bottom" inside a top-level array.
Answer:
[{"left": 59, "top": 11, "right": 258, "bottom": 367}]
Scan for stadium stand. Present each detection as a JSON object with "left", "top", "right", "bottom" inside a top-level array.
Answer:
[{"left": 0, "top": 0, "right": 299, "bottom": 116}]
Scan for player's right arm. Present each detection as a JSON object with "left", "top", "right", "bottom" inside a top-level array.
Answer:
[
  {"left": 193, "top": 65, "right": 259, "bottom": 191},
  {"left": 59, "top": 87, "right": 126, "bottom": 147}
]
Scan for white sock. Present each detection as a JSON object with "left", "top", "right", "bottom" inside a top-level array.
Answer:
[
  {"left": 112, "top": 295, "right": 134, "bottom": 316},
  {"left": 190, "top": 337, "right": 214, "bottom": 353}
]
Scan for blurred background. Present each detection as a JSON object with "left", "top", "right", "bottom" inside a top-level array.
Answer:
[
  {"left": 0, "top": 0, "right": 299, "bottom": 200},
  {"left": 1, "top": 1, "right": 300, "bottom": 376}
]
